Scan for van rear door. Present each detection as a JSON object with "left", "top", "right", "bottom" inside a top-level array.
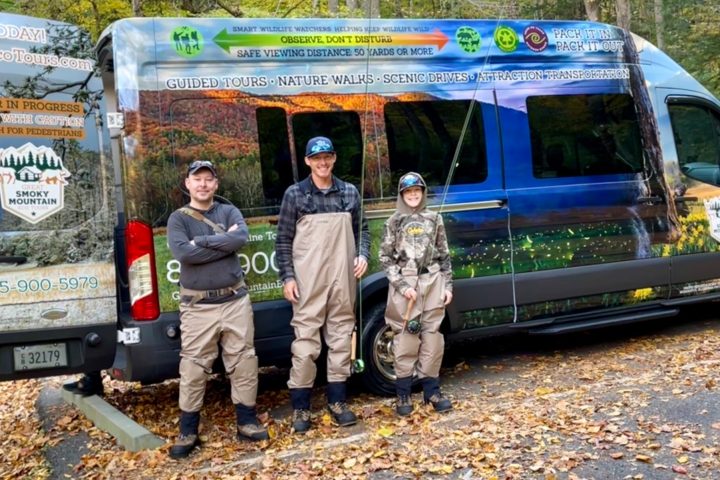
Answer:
[{"left": 0, "top": 13, "right": 117, "bottom": 380}]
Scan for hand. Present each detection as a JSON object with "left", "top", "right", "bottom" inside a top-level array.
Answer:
[
  {"left": 353, "top": 256, "right": 368, "bottom": 278},
  {"left": 403, "top": 288, "right": 417, "bottom": 301},
  {"left": 283, "top": 279, "right": 300, "bottom": 303},
  {"left": 444, "top": 290, "right": 453, "bottom": 305}
]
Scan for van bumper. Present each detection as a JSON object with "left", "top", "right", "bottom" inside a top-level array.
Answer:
[
  {"left": 0, "top": 323, "right": 117, "bottom": 381},
  {"left": 110, "top": 313, "right": 181, "bottom": 384}
]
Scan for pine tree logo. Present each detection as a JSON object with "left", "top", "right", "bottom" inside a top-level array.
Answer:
[{"left": 0, "top": 142, "right": 70, "bottom": 223}]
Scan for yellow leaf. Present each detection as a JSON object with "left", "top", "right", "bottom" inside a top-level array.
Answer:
[
  {"left": 321, "top": 413, "right": 333, "bottom": 426},
  {"left": 377, "top": 426, "right": 395, "bottom": 438},
  {"left": 534, "top": 387, "right": 554, "bottom": 396},
  {"left": 343, "top": 458, "right": 357, "bottom": 469},
  {"left": 677, "top": 455, "right": 689, "bottom": 464},
  {"left": 635, "top": 454, "right": 652, "bottom": 463}
]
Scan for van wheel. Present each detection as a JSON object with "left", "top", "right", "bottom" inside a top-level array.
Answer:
[{"left": 359, "top": 303, "right": 397, "bottom": 396}]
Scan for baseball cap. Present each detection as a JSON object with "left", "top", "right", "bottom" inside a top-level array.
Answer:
[
  {"left": 305, "top": 136, "right": 335, "bottom": 157},
  {"left": 187, "top": 160, "right": 217, "bottom": 177},
  {"left": 399, "top": 172, "right": 426, "bottom": 193}
]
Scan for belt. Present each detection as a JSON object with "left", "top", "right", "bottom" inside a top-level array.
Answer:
[{"left": 180, "top": 281, "right": 245, "bottom": 305}]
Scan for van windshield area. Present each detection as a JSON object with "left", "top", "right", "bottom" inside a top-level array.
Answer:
[{"left": 527, "top": 93, "right": 644, "bottom": 179}]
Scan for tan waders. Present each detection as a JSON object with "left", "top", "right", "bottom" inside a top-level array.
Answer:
[
  {"left": 288, "top": 212, "right": 358, "bottom": 430},
  {"left": 385, "top": 265, "right": 452, "bottom": 414},
  {"left": 173, "top": 293, "right": 267, "bottom": 456},
  {"left": 385, "top": 265, "right": 446, "bottom": 379}
]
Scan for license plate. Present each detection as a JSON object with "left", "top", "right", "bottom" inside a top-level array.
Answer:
[{"left": 13, "top": 343, "right": 68, "bottom": 371}]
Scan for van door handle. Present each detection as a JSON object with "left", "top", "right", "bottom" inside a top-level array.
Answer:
[
  {"left": 0, "top": 256, "right": 27, "bottom": 265},
  {"left": 637, "top": 195, "right": 663, "bottom": 203},
  {"left": 674, "top": 196, "right": 697, "bottom": 202}
]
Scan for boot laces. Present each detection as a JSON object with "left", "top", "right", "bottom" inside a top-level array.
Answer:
[
  {"left": 293, "top": 409, "right": 311, "bottom": 422},
  {"left": 328, "top": 402, "right": 350, "bottom": 415}
]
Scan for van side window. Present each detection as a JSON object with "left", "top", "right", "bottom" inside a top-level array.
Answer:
[
  {"left": 527, "top": 94, "right": 643, "bottom": 178},
  {"left": 166, "top": 99, "right": 287, "bottom": 221},
  {"left": 257, "top": 107, "right": 294, "bottom": 203},
  {"left": 668, "top": 102, "right": 720, "bottom": 186},
  {"left": 384, "top": 100, "right": 487, "bottom": 194},
  {"left": 291, "top": 111, "right": 363, "bottom": 189}
]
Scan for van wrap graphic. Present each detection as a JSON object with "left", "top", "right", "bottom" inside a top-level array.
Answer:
[{"left": 102, "top": 18, "right": 720, "bottom": 320}]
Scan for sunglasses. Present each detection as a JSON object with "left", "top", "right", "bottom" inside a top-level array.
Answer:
[{"left": 187, "top": 160, "right": 215, "bottom": 172}]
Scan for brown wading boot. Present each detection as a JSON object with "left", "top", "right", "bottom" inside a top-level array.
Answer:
[
  {"left": 326, "top": 381, "right": 357, "bottom": 426},
  {"left": 169, "top": 411, "right": 201, "bottom": 459},
  {"left": 235, "top": 404, "right": 269, "bottom": 441},
  {"left": 421, "top": 377, "right": 452, "bottom": 413},
  {"left": 290, "top": 388, "right": 312, "bottom": 434}
]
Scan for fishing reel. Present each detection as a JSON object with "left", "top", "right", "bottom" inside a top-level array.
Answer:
[{"left": 405, "top": 318, "right": 421, "bottom": 335}]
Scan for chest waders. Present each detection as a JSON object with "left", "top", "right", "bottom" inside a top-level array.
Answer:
[
  {"left": 288, "top": 211, "right": 356, "bottom": 389},
  {"left": 385, "top": 264, "right": 446, "bottom": 379}
]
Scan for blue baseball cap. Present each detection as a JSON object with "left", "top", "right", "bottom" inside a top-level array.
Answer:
[{"left": 305, "top": 136, "right": 335, "bottom": 157}]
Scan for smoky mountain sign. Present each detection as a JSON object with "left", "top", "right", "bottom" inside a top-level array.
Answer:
[{"left": 0, "top": 142, "right": 70, "bottom": 223}]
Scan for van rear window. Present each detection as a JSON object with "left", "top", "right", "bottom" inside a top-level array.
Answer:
[
  {"left": 527, "top": 94, "right": 643, "bottom": 178},
  {"left": 384, "top": 100, "right": 487, "bottom": 193}
]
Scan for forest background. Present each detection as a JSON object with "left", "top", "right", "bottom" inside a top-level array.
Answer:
[{"left": 0, "top": 0, "right": 718, "bottom": 98}]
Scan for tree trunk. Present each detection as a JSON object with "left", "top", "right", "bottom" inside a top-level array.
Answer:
[
  {"left": 584, "top": 0, "right": 600, "bottom": 21},
  {"left": 654, "top": 0, "right": 665, "bottom": 49},
  {"left": 132, "top": 0, "right": 142, "bottom": 16},
  {"left": 616, "top": 0, "right": 631, "bottom": 30},
  {"left": 329, "top": 0, "right": 338, "bottom": 14},
  {"left": 347, "top": 0, "right": 357, "bottom": 10}
]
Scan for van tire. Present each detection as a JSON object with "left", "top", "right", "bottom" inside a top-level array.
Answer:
[{"left": 359, "top": 303, "right": 397, "bottom": 396}]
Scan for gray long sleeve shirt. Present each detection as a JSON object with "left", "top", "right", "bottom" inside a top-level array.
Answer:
[{"left": 167, "top": 201, "right": 248, "bottom": 291}]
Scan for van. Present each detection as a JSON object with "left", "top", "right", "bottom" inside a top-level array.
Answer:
[
  {"left": 0, "top": 13, "right": 117, "bottom": 380},
  {"left": 10, "top": 15, "right": 720, "bottom": 396},
  {"left": 92, "top": 16, "right": 720, "bottom": 395}
]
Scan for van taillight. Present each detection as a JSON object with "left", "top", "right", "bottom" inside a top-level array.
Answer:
[{"left": 125, "top": 220, "right": 160, "bottom": 320}]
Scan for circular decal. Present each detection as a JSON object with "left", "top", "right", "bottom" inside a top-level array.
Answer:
[
  {"left": 494, "top": 26, "right": 518, "bottom": 53},
  {"left": 171, "top": 26, "right": 204, "bottom": 58},
  {"left": 523, "top": 26, "right": 548, "bottom": 52},
  {"left": 455, "top": 26, "right": 482, "bottom": 54}
]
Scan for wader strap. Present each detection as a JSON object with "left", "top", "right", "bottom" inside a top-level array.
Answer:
[{"left": 179, "top": 207, "right": 226, "bottom": 234}]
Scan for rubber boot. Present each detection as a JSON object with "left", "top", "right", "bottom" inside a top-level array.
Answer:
[
  {"left": 289, "top": 388, "right": 312, "bottom": 433},
  {"left": 421, "top": 377, "right": 452, "bottom": 413},
  {"left": 62, "top": 371, "right": 103, "bottom": 397},
  {"left": 169, "top": 410, "right": 201, "bottom": 459},
  {"left": 235, "top": 404, "right": 269, "bottom": 441},
  {"left": 395, "top": 376, "right": 414, "bottom": 416},
  {"left": 326, "top": 382, "right": 357, "bottom": 426}
]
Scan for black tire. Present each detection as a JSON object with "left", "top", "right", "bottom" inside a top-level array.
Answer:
[{"left": 359, "top": 303, "right": 397, "bottom": 396}]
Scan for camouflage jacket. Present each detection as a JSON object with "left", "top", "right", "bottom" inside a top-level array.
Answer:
[{"left": 379, "top": 209, "right": 453, "bottom": 294}]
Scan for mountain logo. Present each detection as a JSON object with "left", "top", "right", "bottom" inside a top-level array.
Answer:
[
  {"left": 0, "top": 142, "right": 70, "bottom": 223},
  {"left": 171, "top": 26, "right": 204, "bottom": 58}
]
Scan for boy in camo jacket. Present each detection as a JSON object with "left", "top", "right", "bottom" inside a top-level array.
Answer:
[{"left": 379, "top": 172, "right": 454, "bottom": 417}]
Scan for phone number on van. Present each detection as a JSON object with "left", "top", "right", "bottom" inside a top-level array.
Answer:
[{"left": 0, "top": 276, "right": 99, "bottom": 293}]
